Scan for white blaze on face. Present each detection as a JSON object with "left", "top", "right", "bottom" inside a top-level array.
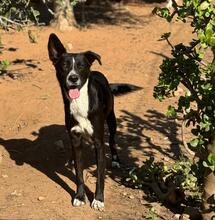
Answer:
[
  {"left": 67, "top": 57, "right": 80, "bottom": 99},
  {"left": 71, "top": 57, "right": 76, "bottom": 74},
  {"left": 70, "top": 79, "right": 93, "bottom": 136},
  {"left": 66, "top": 57, "right": 76, "bottom": 81}
]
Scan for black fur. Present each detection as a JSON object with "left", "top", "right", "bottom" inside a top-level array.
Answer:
[{"left": 48, "top": 33, "right": 119, "bottom": 209}]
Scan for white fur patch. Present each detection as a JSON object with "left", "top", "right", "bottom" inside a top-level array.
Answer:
[
  {"left": 91, "top": 199, "right": 104, "bottom": 211},
  {"left": 166, "top": 0, "right": 179, "bottom": 9},
  {"left": 73, "top": 198, "right": 85, "bottom": 207},
  {"left": 70, "top": 79, "right": 93, "bottom": 136},
  {"left": 66, "top": 58, "right": 81, "bottom": 86}
]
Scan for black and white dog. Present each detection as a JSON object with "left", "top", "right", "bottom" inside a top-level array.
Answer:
[{"left": 48, "top": 33, "right": 120, "bottom": 211}]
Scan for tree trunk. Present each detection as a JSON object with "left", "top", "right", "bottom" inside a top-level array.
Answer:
[
  {"left": 52, "top": 0, "right": 77, "bottom": 31},
  {"left": 202, "top": 137, "right": 215, "bottom": 220}
]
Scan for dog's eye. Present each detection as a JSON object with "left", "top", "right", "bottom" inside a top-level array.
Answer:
[
  {"left": 61, "top": 61, "right": 69, "bottom": 71},
  {"left": 76, "top": 62, "right": 86, "bottom": 69}
]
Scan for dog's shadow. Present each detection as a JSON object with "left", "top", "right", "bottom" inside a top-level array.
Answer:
[
  {"left": 0, "top": 124, "right": 97, "bottom": 203},
  {"left": 0, "top": 109, "right": 182, "bottom": 205}
]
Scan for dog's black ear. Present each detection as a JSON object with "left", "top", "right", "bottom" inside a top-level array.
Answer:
[
  {"left": 48, "top": 33, "right": 66, "bottom": 64},
  {"left": 84, "top": 51, "right": 102, "bottom": 66}
]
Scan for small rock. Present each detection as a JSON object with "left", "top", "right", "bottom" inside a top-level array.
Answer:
[
  {"left": 129, "top": 195, "right": 135, "bottom": 199},
  {"left": 122, "top": 192, "right": 127, "bottom": 196},
  {"left": 163, "top": 157, "right": 170, "bottom": 162},
  {"left": 89, "top": 178, "right": 96, "bottom": 184},
  {"left": 11, "top": 190, "right": 22, "bottom": 196},
  {"left": 174, "top": 87, "right": 184, "bottom": 97},
  {"left": 2, "top": 174, "right": 8, "bottom": 178},
  {"left": 140, "top": 199, "right": 145, "bottom": 205},
  {"left": 180, "top": 214, "right": 190, "bottom": 220},
  {"left": 98, "top": 217, "right": 102, "bottom": 219},
  {"left": 38, "top": 196, "right": 45, "bottom": 201},
  {"left": 137, "top": 190, "right": 143, "bottom": 198},
  {"left": 174, "top": 214, "right": 180, "bottom": 219},
  {"left": 67, "top": 43, "right": 73, "bottom": 51}
]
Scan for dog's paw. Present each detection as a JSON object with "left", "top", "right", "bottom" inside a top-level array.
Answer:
[
  {"left": 73, "top": 198, "right": 86, "bottom": 207},
  {"left": 111, "top": 155, "right": 120, "bottom": 168},
  {"left": 65, "top": 159, "right": 74, "bottom": 167},
  {"left": 111, "top": 161, "right": 120, "bottom": 168},
  {"left": 91, "top": 199, "right": 104, "bottom": 211}
]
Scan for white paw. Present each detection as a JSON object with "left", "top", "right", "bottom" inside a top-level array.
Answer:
[
  {"left": 73, "top": 198, "right": 85, "bottom": 207},
  {"left": 91, "top": 199, "right": 105, "bottom": 211},
  {"left": 65, "top": 159, "right": 74, "bottom": 167},
  {"left": 112, "top": 161, "right": 120, "bottom": 168}
]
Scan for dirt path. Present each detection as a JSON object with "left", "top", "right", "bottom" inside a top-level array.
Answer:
[{"left": 0, "top": 4, "right": 193, "bottom": 220}]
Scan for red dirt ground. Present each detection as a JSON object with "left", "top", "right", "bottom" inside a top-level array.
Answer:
[{"left": 0, "top": 3, "right": 193, "bottom": 220}]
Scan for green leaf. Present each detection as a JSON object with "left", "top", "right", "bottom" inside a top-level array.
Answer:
[
  {"left": 198, "top": 31, "right": 205, "bottom": 41},
  {"left": 190, "top": 138, "right": 199, "bottom": 147},
  {"left": 166, "top": 105, "right": 177, "bottom": 117},
  {"left": 203, "top": 154, "right": 215, "bottom": 171},
  {"left": 30, "top": 7, "right": 40, "bottom": 23},
  {"left": 201, "top": 83, "right": 212, "bottom": 91},
  {"left": 209, "top": 37, "right": 215, "bottom": 46},
  {"left": 198, "top": 51, "right": 204, "bottom": 59},
  {"left": 200, "top": 1, "right": 210, "bottom": 10},
  {"left": 0, "top": 60, "right": 10, "bottom": 71},
  {"left": 1, "top": 60, "right": 10, "bottom": 66},
  {"left": 203, "top": 161, "right": 209, "bottom": 167},
  {"left": 155, "top": 7, "right": 171, "bottom": 22},
  {"left": 185, "top": 90, "right": 191, "bottom": 97},
  {"left": 160, "top": 32, "right": 171, "bottom": 40},
  {"left": 205, "top": 11, "right": 210, "bottom": 17},
  {"left": 203, "top": 114, "right": 210, "bottom": 122},
  {"left": 71, "top": 0, "right": 78, "bottom": 6},
  {"left": 208, "top": 153, "right": 215, "bottom": 166},
  {"left": 205, "top": 28, "right": 213, "bottom": 39}
]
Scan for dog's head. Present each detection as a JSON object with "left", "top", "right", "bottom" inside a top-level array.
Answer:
[{"left": 48, "top": 33, "right": 101, "bottom": 99}]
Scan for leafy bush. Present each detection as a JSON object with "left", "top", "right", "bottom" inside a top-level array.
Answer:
[
  {"left": 153, "top": 0, "right": 215, "bottom": 162},
  {"left": 0, "top": 0, "right": 40, "bottom": 29},
  {"left": 0, "top": 60, "right": 10, "bottom": 75},
  {"left": 152, "top": 0, "right": 215, "bottom": 218},
  {"left": 125, "top": 157, "right": 202, "bottom": 204}
]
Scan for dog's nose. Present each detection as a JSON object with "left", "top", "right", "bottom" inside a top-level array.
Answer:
[{"left": 69, "top": 75, "right": 79, "bottom": 83}]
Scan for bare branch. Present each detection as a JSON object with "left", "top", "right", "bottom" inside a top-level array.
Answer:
[
  {"left": 0, "top": 16, "right": 24, "bottom": 27},
  {"left": 181, "top": 78, "right": 202, "bottom": 105},
  {"left": 166, "top": 38, "right": 174, "bottom": 50},
  {"left": 181, "top": 117, "right": 196, "bottom": 158}
]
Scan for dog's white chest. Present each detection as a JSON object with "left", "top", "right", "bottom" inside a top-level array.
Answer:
[{"left": 70, "top": 80, "right": 93, "bottom": 136}]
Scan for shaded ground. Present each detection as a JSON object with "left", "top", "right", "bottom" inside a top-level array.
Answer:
[{"left": 0, "top": 3, "right": 193, "bottom": 220}]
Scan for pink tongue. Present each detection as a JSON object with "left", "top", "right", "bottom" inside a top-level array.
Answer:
[{"left": 69, "top": 89, "right": 80, "bottom": 99}]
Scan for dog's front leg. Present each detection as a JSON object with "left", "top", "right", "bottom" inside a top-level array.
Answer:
[
  {"left": 91, "top": 135, "right": 105, "bottom": 211},
  {"left": 70, "top": 130, "right": 86, "bottom": 207}
]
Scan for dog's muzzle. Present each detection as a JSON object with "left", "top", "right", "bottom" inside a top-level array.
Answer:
[{"left": 66, "top": 73, "right": 80, "bottom": 88}]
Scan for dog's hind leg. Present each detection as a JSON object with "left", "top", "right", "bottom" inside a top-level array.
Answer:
[{"left": 107, "top": 110, "right": 120, "bottom": 168}]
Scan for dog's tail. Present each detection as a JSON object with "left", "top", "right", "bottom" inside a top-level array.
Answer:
[{"left": 109, "top": 83, "right": 142, "bottom": 96}]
